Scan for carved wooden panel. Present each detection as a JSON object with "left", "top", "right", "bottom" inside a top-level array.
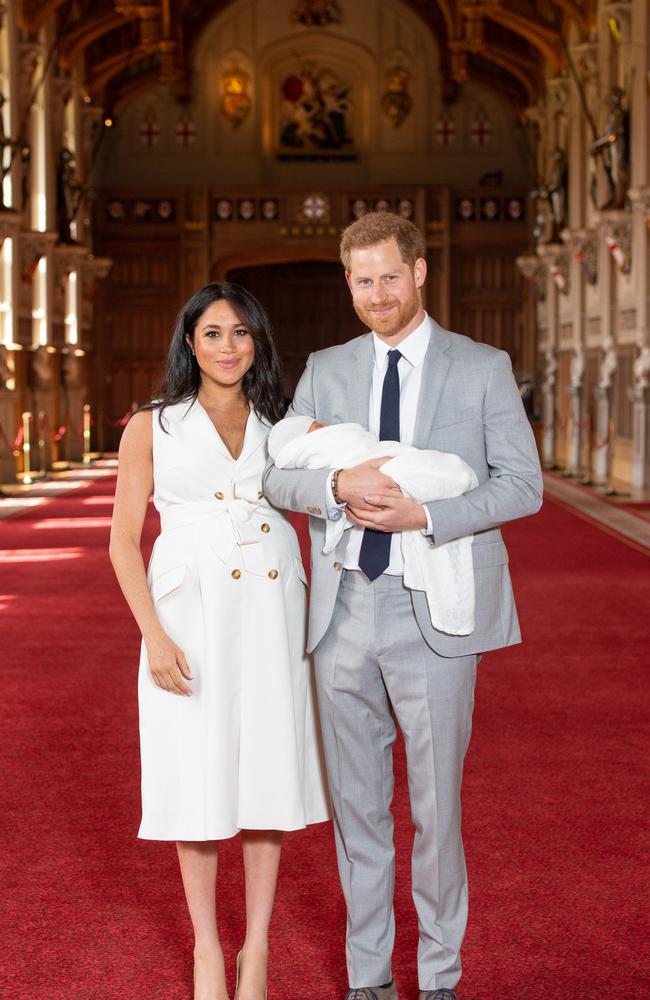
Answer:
[
  {"left": 450, "top": 246, "right": 527, "bottom": 371},
  {"left": 93, "top": 241, "right": 181, "bottom": 448}
]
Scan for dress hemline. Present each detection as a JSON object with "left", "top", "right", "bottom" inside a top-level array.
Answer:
[{"left": 138, "top": 812, "right": 332, "bottom": 842}]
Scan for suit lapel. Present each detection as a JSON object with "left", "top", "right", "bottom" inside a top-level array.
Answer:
[
  {"left": 413, "top": 319, "right": 452, "bottom": 448},
  {"left": 347, "top": 334, "right": 374, "bottom": 427}
]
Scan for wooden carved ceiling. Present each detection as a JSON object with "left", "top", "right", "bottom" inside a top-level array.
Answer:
[{"left": 20, "top": 0, "right": 596, "bottom": 114}]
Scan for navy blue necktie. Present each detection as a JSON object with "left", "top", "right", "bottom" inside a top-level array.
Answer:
[{"left": 358, "top": 349, "right": 401, "bottom": 581}]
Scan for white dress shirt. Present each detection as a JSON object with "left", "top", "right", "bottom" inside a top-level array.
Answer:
[{"left": 326, "top": 312, "right": 434, "bottom": 575}]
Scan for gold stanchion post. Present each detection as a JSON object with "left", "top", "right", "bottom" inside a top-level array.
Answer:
[
  {"left": 82, "top": 403, "right": 92, "bottom": 465},
  {"left": 20, "top": 412, "right": 33, "bottom": 485},
  {"left": 38, "top": 410, "right": 47, "bottom": 478}
]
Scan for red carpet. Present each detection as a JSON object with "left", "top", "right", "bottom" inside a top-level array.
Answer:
[{"left": 1, "top": 480, "right": 648, "bottom": 999}]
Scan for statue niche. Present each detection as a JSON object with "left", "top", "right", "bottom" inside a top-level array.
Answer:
[
  {"left": 530, "top": 146, "right": 568, "bottom": 243},
  {"left": 590, "top": 87, "right": 629, "bottom": 211},
  {"left": 56, "top": 147, "right": 84, "bottom": 244}
]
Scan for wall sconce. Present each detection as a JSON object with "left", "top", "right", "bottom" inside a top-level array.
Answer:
[{"left": 221, "top": 67, "right": 251, "bottom": 129}]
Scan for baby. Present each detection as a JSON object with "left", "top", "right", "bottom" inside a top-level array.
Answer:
[{"left": 268, "top": 415, "right": 478, "bottom": 636}]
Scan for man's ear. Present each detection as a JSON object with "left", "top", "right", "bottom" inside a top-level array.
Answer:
[
  {"left": 344, "top": 270, "right": 353, "bottom": 292},
  {"left": 413, "top": 257, "right": 427, "bottom": 289}
]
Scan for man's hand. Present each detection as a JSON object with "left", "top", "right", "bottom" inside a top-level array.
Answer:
[
  {"left": 347, "top": 491, "right": 428, "bottom": 532},
  {"left": 337, "top": 458, "right": 399, "bottom": 512}
]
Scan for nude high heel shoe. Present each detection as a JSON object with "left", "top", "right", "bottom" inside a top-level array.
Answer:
[{"left": 235, "top": 950, "right": 267, "bottom": 1000}]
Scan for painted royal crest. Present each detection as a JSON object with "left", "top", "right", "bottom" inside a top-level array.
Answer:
[{"left": 278, "top": 63, "right": 353, "bottom": 158}]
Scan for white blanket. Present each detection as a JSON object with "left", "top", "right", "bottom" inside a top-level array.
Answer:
[{"left": 268, "top": 417, "right": 479, "bottom": 636}]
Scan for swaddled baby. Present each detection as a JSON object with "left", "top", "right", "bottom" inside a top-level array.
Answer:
[{"left": 268, "top": 415, "right": 479, "bottom": 636}]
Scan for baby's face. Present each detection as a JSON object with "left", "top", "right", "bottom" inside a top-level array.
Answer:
[{"left": 308, "top": 421, "right": 327, "bottom": 433}]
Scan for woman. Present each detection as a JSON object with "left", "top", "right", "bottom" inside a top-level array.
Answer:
[{"left": 109, "top": 283, "right": 330, "bottom": 1000}]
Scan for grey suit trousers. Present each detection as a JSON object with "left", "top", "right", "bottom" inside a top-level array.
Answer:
[{"left": 314, "top": 570, "right": 477, "bottom": 992}]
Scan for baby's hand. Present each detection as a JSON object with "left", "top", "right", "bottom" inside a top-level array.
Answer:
[{"left": 308, "top": 421, "right": 327, "bottom": 433}]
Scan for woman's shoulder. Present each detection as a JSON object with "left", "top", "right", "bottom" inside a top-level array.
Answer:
[{"left": 118, "top": 408, "right": 152, "bottom": 457}]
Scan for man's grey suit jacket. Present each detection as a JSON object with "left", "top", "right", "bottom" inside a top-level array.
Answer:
[{"left": 263, "top": 317, "right": 543, "bottom": 656}]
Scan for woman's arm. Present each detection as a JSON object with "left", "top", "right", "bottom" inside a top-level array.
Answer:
[{"left": 109, "top": 410, "right": 192, "bottom": 696}]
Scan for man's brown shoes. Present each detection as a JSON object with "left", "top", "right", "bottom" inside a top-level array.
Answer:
[{"left": 418, "top": 990, "right": 459, "bottom": 999}]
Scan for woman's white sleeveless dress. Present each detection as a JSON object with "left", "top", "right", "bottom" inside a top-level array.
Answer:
[{"left": 138, "top": 400, "right": 330, "bottom": 840}]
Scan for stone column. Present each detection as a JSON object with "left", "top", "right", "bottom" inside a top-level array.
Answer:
[
  {"left": 629, "top": 386, "right": 650, "bottom": 490},
  {"left": 566, "top": 348, "right": 585, "bottom": 476},
  {"left": 592, "top": 386, "right": 611, "bottom": 485},
  {"left": 629, "top": 341, "right": 650, "bottom": 488},
  {"left": 540, "top": 346, "right": 557, "bottom": 467}
]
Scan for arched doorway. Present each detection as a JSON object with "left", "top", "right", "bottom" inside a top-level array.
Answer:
[{"left": 227, "top": 261, "right": 365, "bottom": 396}]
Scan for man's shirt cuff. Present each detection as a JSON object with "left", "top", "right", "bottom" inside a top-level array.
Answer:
[
  {"left": 421, "top": 504, "right": 434, "bottom": 541},
  {"left": 325, "top": 470, "right": 346, "bottom": 521}
]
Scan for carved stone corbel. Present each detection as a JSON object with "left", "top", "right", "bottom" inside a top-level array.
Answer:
[
  {"left": 561, "top": 227, "right": 599, "bottom": 285},
  {"left": 52, "top": 243, "right": 89, "bottom": 290},
  {"left": 20, "top": 230, "right": 58, "bottom": 282},
  {"left": 537, "top": 243, "right": 570, "bottom": 295},
  {"left": 599, "top": 211, "right": 632, "bottom": 274},
  {"left": 80, "top": 255, "right": 113, "bottom": 284},
  {"left": 515, "top": 254, "right": 542, "bottom": 282}
]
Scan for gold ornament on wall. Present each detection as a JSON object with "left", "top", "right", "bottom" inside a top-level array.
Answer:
[
  {"left": 221, "top": 66, "right": 251, "bottom": 129},
  {"left": 291, "top": 0, "right": 342, "bottom": 28},
  {"left": 381, "top": 66, "right": 412, "bottom": 128}
]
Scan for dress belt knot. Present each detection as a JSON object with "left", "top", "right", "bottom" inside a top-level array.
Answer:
[{"left": 160, "top": 498, "right": 263, "bottom": 562}]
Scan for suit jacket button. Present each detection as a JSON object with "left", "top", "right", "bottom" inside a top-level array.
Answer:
[
  {"left": 231, "top": 569, "right": 241, "bottom": 580},
  {"left": 268, "top": 569, "right": 278, "bottom": 580},
  {"left": 333, "top": 561, "right": 342, "bottom": 571},
  {"left": 261, "top": 523, "right": 270, "bottom": 533},
  {"left": 214, "top": 491, "right": 224, "bottom": 500}
]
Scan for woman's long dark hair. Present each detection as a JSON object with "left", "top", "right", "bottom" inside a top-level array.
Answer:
[{"left": 142, "top": 282, "right": 286, "bottom": 427}]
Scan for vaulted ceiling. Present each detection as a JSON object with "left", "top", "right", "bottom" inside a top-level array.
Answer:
[{"left": 20, "top": 0, "right": 595, "bottom": 114}]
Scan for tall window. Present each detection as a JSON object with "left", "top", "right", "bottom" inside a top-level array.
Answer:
[
  {"left": 64, "top": 270, "right": 78, "bottom": 345},
  {"left": 0, "top": 7, "right": 13, "bottom": 209},
  {"left": 32, "top": 256, "right": 47, "bottom": 347},
  {"left": 30, "top": 56, "right": 47, "bottom": 233},
  {"left": 0, "top": 237, "right": 13, "bottom": 346}
]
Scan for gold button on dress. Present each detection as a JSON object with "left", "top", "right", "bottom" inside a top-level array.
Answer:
[
  {"left": 268, "top": 569, "right": 278, "bottom": 580},
  {"left": 231, "top": 569, "right": 241, "bottom": 580},
  {"left": 261, "top": 523, "right": 270, "bottom": 533}
]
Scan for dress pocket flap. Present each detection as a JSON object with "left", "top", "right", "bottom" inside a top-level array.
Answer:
[
  {"left": 294, "top": 556, "right": 309, "bottom": 586},
  {"left": 150, "top": 565, "right": 186, "bottom": 602},
  {"left": 471, "top": 541, "right": 509, "bottom": 569}
]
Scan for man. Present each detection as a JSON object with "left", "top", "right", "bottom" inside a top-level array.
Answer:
[{"left": 264, "top": 213, "right": 543, "bottom": 1000}]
